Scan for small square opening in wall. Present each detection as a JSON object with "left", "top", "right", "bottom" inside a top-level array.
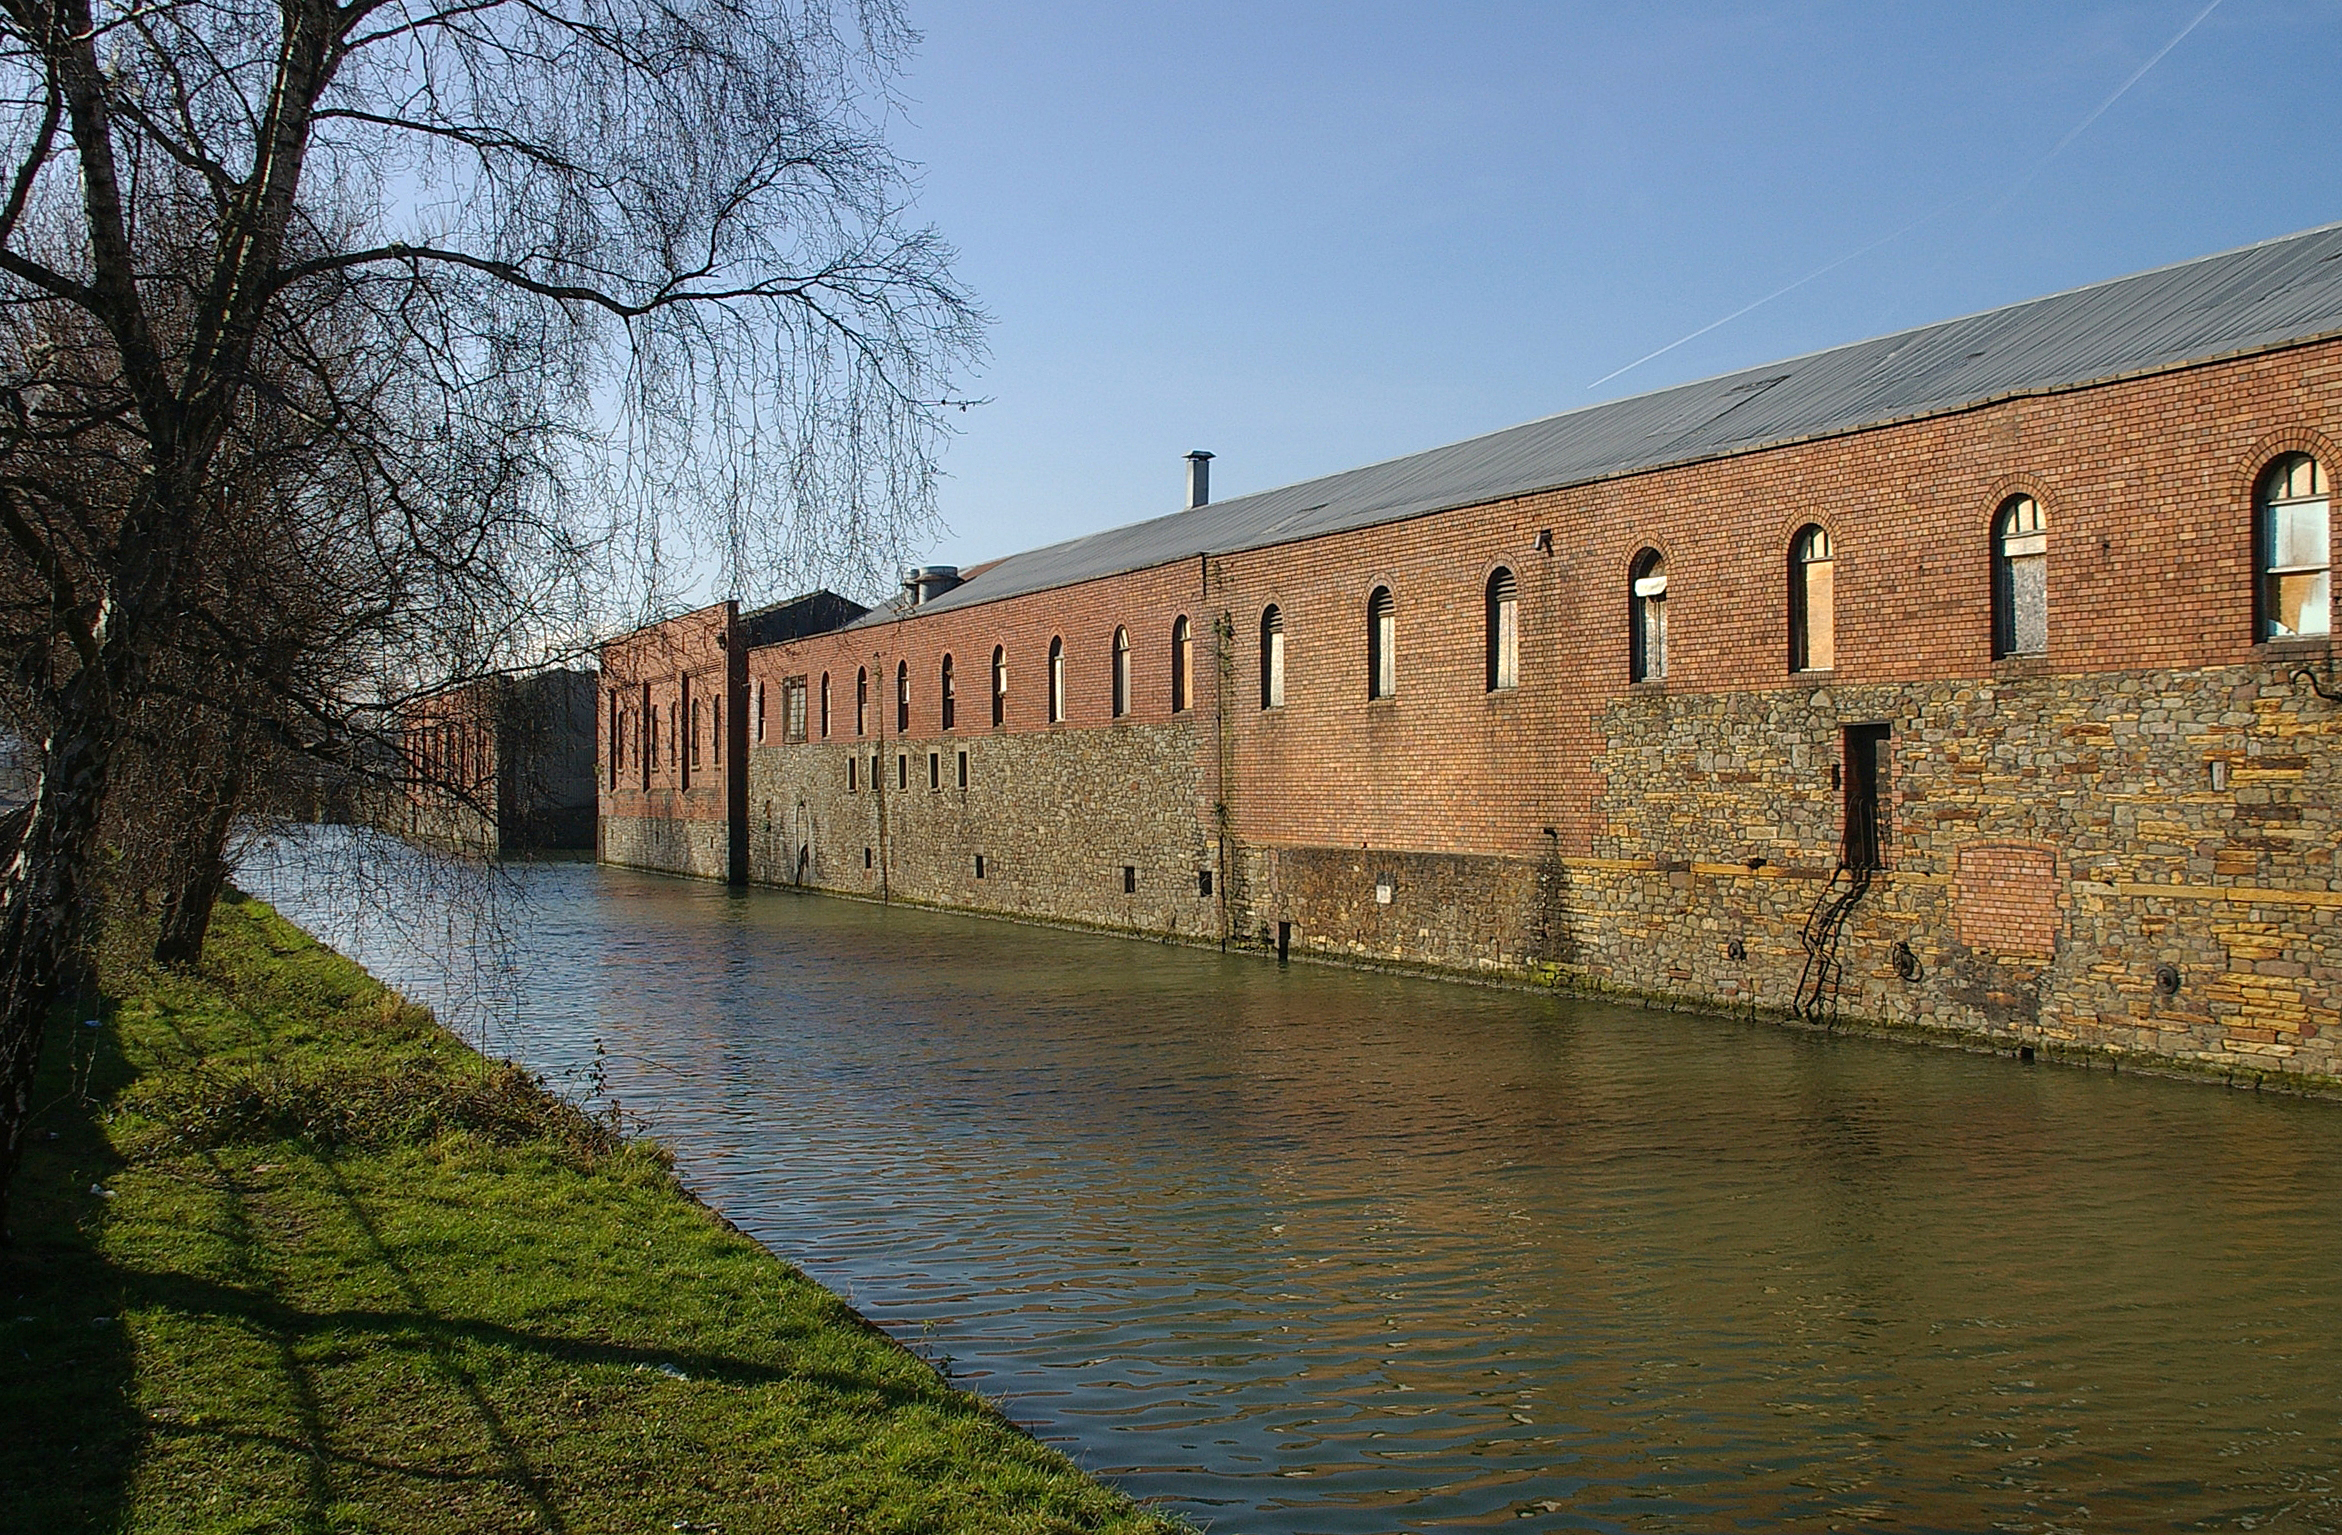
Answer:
[
  {"left": 928, "top": 751, "right": 940, "bottom": 790},
  {"left": 1123, "top": 865, "right": 1137, "bottom": 894},
  {"left": 975, "top": 854, "right": 986, "bottom": 879},
  {"left": 957, "top": 749, "right": 969, "bottom": 789},
  {"left": 1197, "top": 869, "right": 1213, "bottom": 897}
]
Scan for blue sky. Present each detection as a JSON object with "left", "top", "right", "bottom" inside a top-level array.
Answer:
[{"left": 882, "top": 1, "right": 2341, "bottom": 570}]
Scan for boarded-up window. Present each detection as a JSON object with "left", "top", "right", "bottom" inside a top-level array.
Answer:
[
  {"left": 1260, "top": 606, "right": 1285, "bottom": 709},
  {"left": 1630, "top": 551, "right": 1667, "bottom": 682},
  {"left": 1111, "top": 627, "right": 1130, "bottom": 717},
  {"left": 1367, "top": 588, "right": 1395, "bottom": 699},
  {"left": 1791, "top": 525, "right": 1834, "bottom": 672},
  {"left": 1486, "top": 569, "right": 1518, "bottom": 690},
  {"left": 783, "top": 676, "right": 809, "bottom": 743},
  {"left": 1993, "top": 497, "right": 2046, "bottom": 658}
]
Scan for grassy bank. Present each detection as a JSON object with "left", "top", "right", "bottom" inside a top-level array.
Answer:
[{"left": 3, "top": 891, "right": 1180, "bottom": 1534}]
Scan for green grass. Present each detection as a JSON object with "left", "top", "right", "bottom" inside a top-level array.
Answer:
[{"left": 3, "top": 891, "right": 1182, "bottom": 1534}]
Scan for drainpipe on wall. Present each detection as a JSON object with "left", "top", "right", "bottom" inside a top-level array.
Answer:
[
  {"left": 872, "top": 644, "right": 891, "bottom": 906},
  {"left": 1211, "top": 559, "right": 1237, "bottom": 952}
]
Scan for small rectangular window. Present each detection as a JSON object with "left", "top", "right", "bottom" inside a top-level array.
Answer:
[
  {"left": 1198, "top": 869, "right": 1213, "bottom": 897},
  {"left": 975, "top": 854, "right": 986, "bottom": 879},
  {"left": 848, "top": 757, "right": 858, "bottom": 791},
  {"left": 956, "top": 750, "right": 969, "bottom": 789},
  {"left": 897, "top": 753, "right": 908, "bottom": 791},
  {"left": 1123, "top": 864, "right": 1137, "bottom": 894},
  {"left": 864, "top": 846, "right": 873, "bottom": 868},
  {"left": 929, "top": 751, "right": 941, "bottom": 790}
]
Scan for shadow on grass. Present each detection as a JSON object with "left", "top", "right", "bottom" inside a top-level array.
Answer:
[
  {"left": 1, "top": 1007, "right": 141, "bottom": 1535},
  {"left": 0, "top": 984, "right": 951, "bottom": 1534}
]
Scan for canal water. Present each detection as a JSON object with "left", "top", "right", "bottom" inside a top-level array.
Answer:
[{"left": 246, "top": 832, "right": 2342, "bottom": 1533}]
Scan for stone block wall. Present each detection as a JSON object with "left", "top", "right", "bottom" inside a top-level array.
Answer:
[
  {"left": 745, "top": 720, "right": 1220, "bottom": 940},
  {"left": 600, "top": 810, "right": 729, "bottom": 880}
]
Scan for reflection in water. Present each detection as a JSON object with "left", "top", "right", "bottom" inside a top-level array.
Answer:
[{"left": 248, "top": 830, "right": 2342, "bottom": 1533}]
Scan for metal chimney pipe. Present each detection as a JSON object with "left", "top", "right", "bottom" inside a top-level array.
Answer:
[{"left": 1184, "top": 450, "right": 1214, "bottom": 509}]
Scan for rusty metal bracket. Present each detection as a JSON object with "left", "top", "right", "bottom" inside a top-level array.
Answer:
[{"left": 2291, "top": 666, "right": 2342, "bottom": 704}]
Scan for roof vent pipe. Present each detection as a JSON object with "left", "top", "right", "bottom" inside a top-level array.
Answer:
[
  {"left": 1184, "top": 450, "right": 1214, "bottom": 509},
  {"left": 903, "top": 564, "right": 961, "bottom": 607}
]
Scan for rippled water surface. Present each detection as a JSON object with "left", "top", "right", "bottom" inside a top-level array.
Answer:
[{"left": 246, "top": 831, "right": 2342, "bottom": 1533}]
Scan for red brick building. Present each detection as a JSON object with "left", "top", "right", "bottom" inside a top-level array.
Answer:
[
  {"left": 397, "top": 669, "right": 598, "bottom": 854},
  {"left": 600, "top": 225, "right": 2342, "bottom": 1088}
]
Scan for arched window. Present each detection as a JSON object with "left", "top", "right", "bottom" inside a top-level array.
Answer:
[
  {"left": 754, "top": 680, "right": 767, "bottom": 744},
  {"left": 895, "top": 661, "right": 909, "bottom": 734},
  {"left": 1486, "top": 568, "right": 1518, "bottom": 691},
  {"left": 819, "top": 673, "right": 831, "bottom": 738},
  {"left": 991, "top": 645, "right": 1007, "bottom": 727},
  {"left": 1366, "top": 587, "right": 1395, "bottom": 699},
  {"left": 1260, "top": 605, "right": 1286, "bottom": 709},
  {"left": 1790, "top": 525, "right": 1834, "bottom": 672},
  {"left": 855, "top": 668, "right": 868, "bottom": 736},
  {"left": 1171, "top": 616, "right": 1192, "bottom": 713},
  {"left": 1047, "top": 637, "right": 1065, "bottom": 723},
  {"left": 1992, "top": 497, "right": 2047, "bottom": 658},
  {"left": 2259, "top": 454, "right": 2330, "bottom": 640},
  {"left": 940, "top": 654, "right": 956, "bottom": 730},
  {"left": 1630, "top": 550, "right": 1667, "bottom": 683},
  {"left": 1111, "top": 627, "right": 1131, "bottom": 717}
]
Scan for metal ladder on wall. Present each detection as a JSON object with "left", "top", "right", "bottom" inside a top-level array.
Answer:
[{"left": 1795, "top": 862, "right": 1872, "bottom": 1023}]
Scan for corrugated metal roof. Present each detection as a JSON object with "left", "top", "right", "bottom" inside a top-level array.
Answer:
[{"left": 857, "top": 222, "right": 2342, "bottom": 628}]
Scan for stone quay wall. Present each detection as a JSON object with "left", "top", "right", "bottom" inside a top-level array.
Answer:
[{"left": 745, "top": 720, "right": 1220, "bottom": 941}]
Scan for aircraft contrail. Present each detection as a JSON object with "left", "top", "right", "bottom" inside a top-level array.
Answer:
[{"left": 1587, "top": 0, "right": 2227, "bottom": 392}]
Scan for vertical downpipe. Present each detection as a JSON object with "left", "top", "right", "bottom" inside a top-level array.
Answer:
[
  {"left": 724, "top": 602, "right": 748, "bottom": 887},
  {"left": 873, "top": 645, "right": 891, "bottom": 906}
]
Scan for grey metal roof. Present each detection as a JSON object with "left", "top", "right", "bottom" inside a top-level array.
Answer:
[{"left": 858, "top": 222, "right": 2342, "bottom": 628}]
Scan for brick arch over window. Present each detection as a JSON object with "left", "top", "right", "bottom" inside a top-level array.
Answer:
[{"left": 2233, "top": 430, "right": 2342, "bottom": 644}]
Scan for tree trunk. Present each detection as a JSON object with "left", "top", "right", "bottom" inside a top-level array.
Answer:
[
  {"left": 153, "top": 746, "right": 246, "bottom": 969},
  {"left": 0, "top": 707, "right": 124, "bottom": 1238}
]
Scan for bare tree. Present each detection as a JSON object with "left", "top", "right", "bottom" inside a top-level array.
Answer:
[{"left": 0, "top": 0, "right": 980, "bottom": 1228}]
